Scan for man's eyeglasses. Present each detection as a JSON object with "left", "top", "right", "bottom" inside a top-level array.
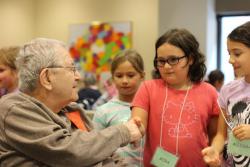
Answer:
[
  {"left": 155, "top": 55, "right": 187, "bottom": 67},
  {"left": 47, "top": 66, "right": 80, "bottom": 75}
]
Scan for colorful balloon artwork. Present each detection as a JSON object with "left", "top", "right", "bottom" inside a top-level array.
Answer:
[{"left": 69, "top": 22, "right": 132, "bottom": 77}]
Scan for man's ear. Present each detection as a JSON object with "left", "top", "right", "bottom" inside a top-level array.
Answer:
[{"left": 39, "top": 68, "right": 52, "bottom": 90}]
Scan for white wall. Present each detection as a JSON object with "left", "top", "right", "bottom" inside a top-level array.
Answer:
[{"left": 0, "top": 0, "right": 35, "bottom": 47}]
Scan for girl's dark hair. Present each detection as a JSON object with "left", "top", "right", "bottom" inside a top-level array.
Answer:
[
  {"left": 154, "top": 28, "right": 206, "bottom": 83},
  {"left": 111, "top": 49, "right": 144, "bottom": 76},
  {"left": 208, "top": 69, "right": 224, "bottom": 86},
  {"left": 228, "top": 21, "right": 250, "bottom": 48}
]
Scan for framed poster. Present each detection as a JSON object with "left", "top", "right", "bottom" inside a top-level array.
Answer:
[{"left": 69, "top": 22, "right": 132, "bottom": 80}]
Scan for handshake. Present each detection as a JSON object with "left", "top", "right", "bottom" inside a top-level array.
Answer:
[{"left": 124, "top": 117, "right": 145, "bottom": 144}]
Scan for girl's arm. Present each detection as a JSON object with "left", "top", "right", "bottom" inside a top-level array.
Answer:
[
  {"left": 202, "top": 109, "right": 227, "bottom": 166},
  {"left": 211, "top": 109, "right": 228, "bottom": 152},
  {"left": 207, "top": 116, "right": 218, "bottom": 145},
  {"left": 131, "top": 107, "right": 148, "bottom": 134}
]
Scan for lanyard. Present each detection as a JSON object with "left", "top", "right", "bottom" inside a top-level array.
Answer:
[
  {"left": 217, "top": 100, "right": 234, "bottom": 130},
  {"left": 160, "top": 85, "right": 191, "bottom": 155}
]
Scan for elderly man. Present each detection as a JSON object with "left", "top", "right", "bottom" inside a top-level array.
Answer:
[{"left": 0, "top": 38, "right": 143, "bottom": 167}]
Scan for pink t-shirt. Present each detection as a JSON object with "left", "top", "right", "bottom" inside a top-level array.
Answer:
[{"left": 132, "top": 79, "right": 219, "bottom": 167}]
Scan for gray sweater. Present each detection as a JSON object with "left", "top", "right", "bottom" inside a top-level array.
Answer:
[{"left": 0, "top": 92, "right": 131, "bottom": 167}]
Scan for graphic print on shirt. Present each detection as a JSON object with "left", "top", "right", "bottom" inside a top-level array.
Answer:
[
  {"left": 163, "top": 100, "right": 199, "bottom": 138},
  {"left": 227, "top": 99, "right": 250, "bottom": 167},
  {"left": 227, "top": 100, "right": 250, "bottom": 128}
]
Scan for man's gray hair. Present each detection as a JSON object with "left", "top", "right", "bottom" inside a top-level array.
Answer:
[{"left": 16, "top": 38, "right": 67, "bottom": 92}]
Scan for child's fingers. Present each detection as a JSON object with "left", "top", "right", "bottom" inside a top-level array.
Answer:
[
  {"left": 133, "top": 117, "right": 142, "bottom": 126},
  {"left": 131, "top": 117, "right": 145, "bottom": 136},
  {"left": 202, "top": 147, "right": 221, "bottom": 166}
]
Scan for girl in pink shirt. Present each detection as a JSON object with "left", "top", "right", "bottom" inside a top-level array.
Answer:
[{"left": 131, "top": 28, "right": 219, "bottom": 167}]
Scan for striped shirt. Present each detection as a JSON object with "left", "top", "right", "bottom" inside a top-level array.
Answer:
[{"left": 93, "top": 97, "right": 143, "bottom": 167}]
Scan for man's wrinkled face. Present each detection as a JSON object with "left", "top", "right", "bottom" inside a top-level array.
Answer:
[{"left": 46, "top": 46, "right": 81, "bottom": 105}]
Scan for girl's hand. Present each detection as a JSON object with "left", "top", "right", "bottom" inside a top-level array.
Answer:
[
  {"left": 233, "top": 124, "right": 250, "bottom": 140},
  {"left": 133, "top": 116, "right": 145, "bottom": 137},
  {"left": 201, "top": 146, "right": 221, "bottom": 167}
]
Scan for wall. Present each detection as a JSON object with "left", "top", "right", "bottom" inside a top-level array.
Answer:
[
  {"left": 34, "top": 0, "right": 158, "bottom": 79},
  {"left": 0, "top": 0, "right": 158, "bottom": 79},
  {"left": 0, "top": 0, "right": 35, "bottom": 47},
  {"left": 1, "top": 0, "right": 248, "bottom": 78},
  {"left": 216, "top": 0, "right": 250, "bottom": 14},
  {"left": 206, "top": 0, "right": 217, "bottom": 72}
]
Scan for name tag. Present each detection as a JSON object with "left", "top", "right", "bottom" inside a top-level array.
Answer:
[
  {"left": 228, "top": 132, "right": 250, "bottom": 156},
  {"left": 151, "top": 147, "right": 179, "bottom": 167}
]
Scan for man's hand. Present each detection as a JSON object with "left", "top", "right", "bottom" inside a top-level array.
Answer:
[
  {"left": 201, "top": 146, "right": 221, "bottom": 167},
  {"left": 124, "top": 118, "right": 143, "bottom": 143}
]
